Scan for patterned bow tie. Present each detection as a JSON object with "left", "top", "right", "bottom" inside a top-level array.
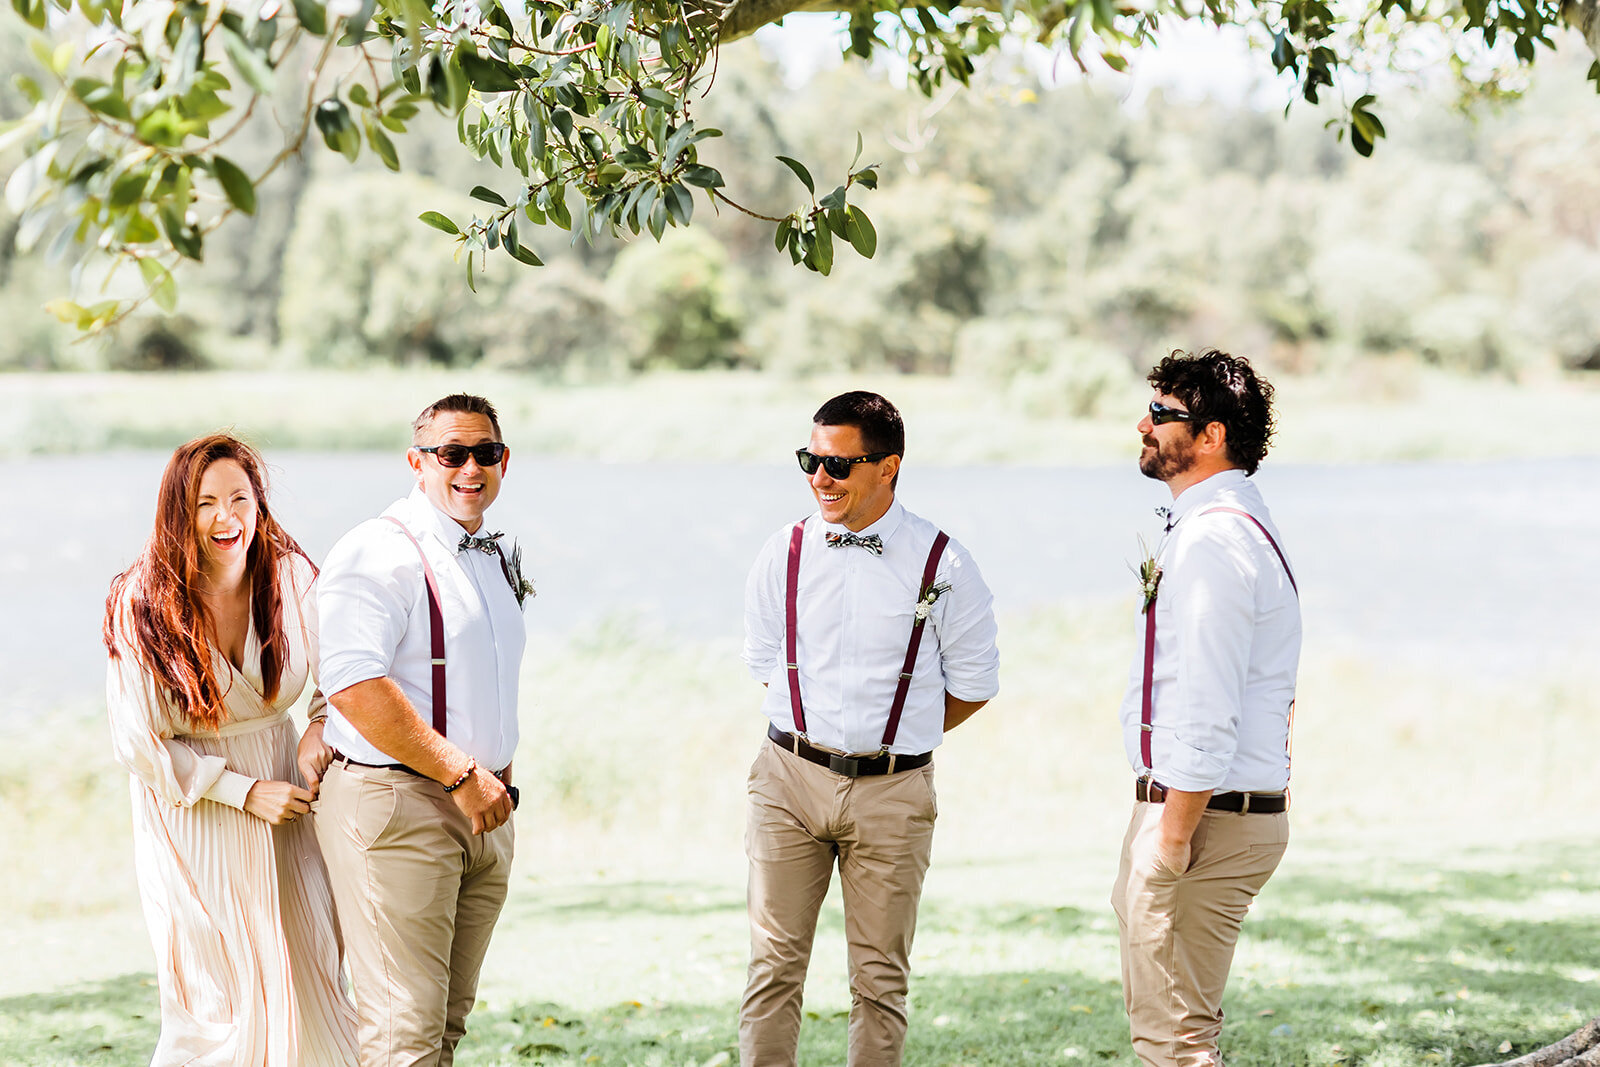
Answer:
[
  {"left": 826, "top": 531, "right": 883, "bottom": 555},
  {"left": 1155, "top": 507, "right": 1174, "bottom": 533},
  {"left": 458, "top": 531, "right": 504, "bottom": 555}
]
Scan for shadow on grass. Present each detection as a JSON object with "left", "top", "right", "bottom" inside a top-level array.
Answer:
[
  {"left": 0, "top": 975, "right": 159, "bottom": 1067},
  {"left": 7, "top": 849, "right": 1600, "bottom": 1066}
]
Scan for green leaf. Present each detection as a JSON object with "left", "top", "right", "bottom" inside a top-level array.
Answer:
[
  {"left": 290, "top": 0, "right": 326, "bottom": 36},
  {"left": 221, "top": 24, "right": 275, "bottom": 95},
  {"left": 844, "top": 207, "right": 877, "bottom": 258},
  {"left": 812, "top": 217, "right": 833, "bottom": 275},
  {"left": 774, "top": 216, "right": 794, "bottom": 252},
  {"left": 776, "top": 155, "right": 815, "bottom": 195},
  {"left": 139, "top": 257, "right": 178, "bottom": 312},
  {"left": 348, "top": 83, "right": 371, "bottom": 108},
  {"left": 681, "top": 164, "right": 723, "bottom": 188},
  {"left": 72, "top": 77, "right": 131, "bottom": 120},
  {"left": 470, "top": 185, "right": 508, "bottom": 206},
  {"left": 665, "top": 182, "right": 693, "bottom": 225},
  {"left": 210, "top": 155, "right": 256, "bottom": 215},
  {"left": 366, "top": 119, "right": 400, "bottom": 171},
  {"left": 418, "top": 210, "right": 460, "bottom": 234},
  {"left": 819, "top": 184, "right": 847, "bottom": 211},
  {"left": 849, "top": 131, "right": 864, "bottom": 171},
  {"left": 108, "top": 169, "right": 149, "bottom": 210},
  {"left": 638, "top": 87, "right": 676, "bottom": 109},
  {"left": 458, "top": 47, "right": 521, "bottom": 92},
  {"left": 466, "top": 250, "right": 477, "bottom": 292}
]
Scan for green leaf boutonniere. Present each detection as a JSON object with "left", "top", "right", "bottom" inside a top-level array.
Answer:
[
  {"left": 506, "top": 540, "right": 537, "bottom": 608},
  {"left": 914, "top": 580, "right": 953, "bottom": 624},
  {"left": 1132, "top": 534, "right": 1163, "bottom": 614}
]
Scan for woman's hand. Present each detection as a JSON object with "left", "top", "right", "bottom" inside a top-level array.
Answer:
[
  {"left": 243, "top": 780, "right": 315, "bottom": 825},
  {"left": 296, "top": 719, "right": 334, "bottom": 793}
]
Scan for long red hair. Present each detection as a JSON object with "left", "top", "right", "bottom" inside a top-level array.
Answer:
[{"left": 103, "top": 434, "right": 312, "bottom": 733}]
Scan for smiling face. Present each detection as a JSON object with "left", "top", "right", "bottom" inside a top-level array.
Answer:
[
  {"left": 193, "top": 458, "right": 259, "bottom": 580},
  {"left": 407, "top": 411, "right": 508, "bottom": 533},
  {"left": 807, "top": 423, "right": 899, "bottom": 532}
]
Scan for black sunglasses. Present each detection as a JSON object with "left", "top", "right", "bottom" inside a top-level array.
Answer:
[
  {"left": 415, "top": 442, "right": 507, "bottom": 468},
  {"left": 1148, "top": 401, "right": 1194, "bottom": 426},
  {"left": 796, "top": 448, "right": 892, "bottom": 480}
]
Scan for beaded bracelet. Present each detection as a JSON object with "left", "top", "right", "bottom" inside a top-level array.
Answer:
[{"left": 443, "top": 758, "right": 477, "bottom": 793}]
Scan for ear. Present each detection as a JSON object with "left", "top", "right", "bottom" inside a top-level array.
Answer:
[
  {"left": 406, "top": 446, "right": 423, "bottom": 480},
  {"left": 879, "top": 453, "right": 900, "bottom": 486},
  {"left": 499, "top": 446, "right": 511, "bottom": 477},
  {"left": 1197, "top": 420, "right": 1228, "bottom": 458}
]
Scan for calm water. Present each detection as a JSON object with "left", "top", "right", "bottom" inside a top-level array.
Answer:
[{"left": 2, "top": 452, "right": 1595, "bottom": 719}]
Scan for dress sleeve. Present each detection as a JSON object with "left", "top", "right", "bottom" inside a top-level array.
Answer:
[
  {"left": 931, "top": 539, "right": 1001, "bottom": 702},
  {"left": 105, "top": 593, "right": 255, "bottom": 809}
]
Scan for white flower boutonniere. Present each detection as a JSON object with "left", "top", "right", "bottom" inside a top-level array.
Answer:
[
  {"left": 506, "top": 541, "right": 537, "bottom": 608},
  {"left": 914, "top": 581, "right": 953, "bottom": 623},
  {"left": 1132, "top": 533, "right": 1164, "bottom": 614}
]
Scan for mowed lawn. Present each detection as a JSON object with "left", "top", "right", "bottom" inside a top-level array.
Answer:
[{"left": 5, "top": 605, "right": 1598, "bottom": 1066}]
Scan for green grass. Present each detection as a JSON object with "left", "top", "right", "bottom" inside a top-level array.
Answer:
[
  {"left": 5, "top": 603, "right": 1600, "bottom": 1065},
  {"left": 3, "top": 364, "right": 1599, "bottom": 464}
]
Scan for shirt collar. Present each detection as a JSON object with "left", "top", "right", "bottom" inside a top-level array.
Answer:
[
  {"left": 821, "top": 498, "right": 905, "bottom": 544},
  {"left": 403, "top": 488, "right": 486, "bottom": 554},
  {"left": 1169, "top": 468, "right": 1249, "bottom": 526}
]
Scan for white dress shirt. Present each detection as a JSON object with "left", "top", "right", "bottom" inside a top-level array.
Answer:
[
  {"left": 1120, "top": 469, "right": 1301, "bottom": 793},
  {"left": 318, "top": 489, "right": 525, "bottom": 770},
  {"left": 743, "top": 500, "right": 1000, "bottom": 755}
]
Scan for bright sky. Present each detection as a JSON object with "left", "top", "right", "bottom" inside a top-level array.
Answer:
[{"left": 752, "top": 12, "right": 1293, "bottom": 109}]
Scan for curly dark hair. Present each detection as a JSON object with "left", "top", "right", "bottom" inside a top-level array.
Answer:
[{"left": 1147, "top": 349, "right": 1277, "bottom": 475}]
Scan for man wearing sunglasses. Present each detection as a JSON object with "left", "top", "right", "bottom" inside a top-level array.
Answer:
[
  {"left": 314, "top": 393, "right": 526, "bottom": 1065},
  {"left": 740, "top": 391, "right": 1000, "bottom": 1066},
  {"left": 1112, "top": 351, "right": 1301, "bottom": 1067}
]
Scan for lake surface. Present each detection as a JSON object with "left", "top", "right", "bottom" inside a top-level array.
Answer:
[{"left": 1, "top": 452, "right": 1594, "bottom": 719}]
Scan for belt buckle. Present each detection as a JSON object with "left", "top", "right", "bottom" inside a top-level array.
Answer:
[{"left": 828, "top": 753, "right": 864, "bottom": 778}]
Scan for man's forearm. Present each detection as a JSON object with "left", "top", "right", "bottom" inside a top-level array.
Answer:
[
  {"left": 943, "top": 694, "right": 988, "bottom": 733},
  {"left": 1158, "top": 787, "right": 1212, "bottom": 848},
  {"left": 329, "top": 677, "right": 473, "bottom": 783}
]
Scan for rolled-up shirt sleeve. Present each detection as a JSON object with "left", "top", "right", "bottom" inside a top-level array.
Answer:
[
  {"left": 932, "top": 543, "right": 1000, "bottom": 702},
  {"left": 741, "top": 532, "right": 783, "bottom": 685},
  {"left": 317, "top": 522, "right": 417, "bottom": 698},
  {"left": 1157, "top": 523, "right": 1260, "bottom": 792}
]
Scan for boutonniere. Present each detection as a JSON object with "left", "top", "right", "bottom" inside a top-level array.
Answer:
[
  {"left": 914, "top": 581, "right": 952, "bottom": 623},
  {"left": 506, "top": 540, "right": 537, "bottom": 608},
  {"left": 1132, "top": 533, "right": 1164, "bottom": 613}
]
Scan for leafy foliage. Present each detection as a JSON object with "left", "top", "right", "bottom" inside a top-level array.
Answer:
[{"left": 1, "top": 0, "right": 1595, "bottom": 329}]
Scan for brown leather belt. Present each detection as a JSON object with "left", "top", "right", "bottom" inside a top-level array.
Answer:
[
  {"left": 330, "top": 750, "right": 519, "bottom": 808},
  {"left": 768, "top": 724, "right": 932, "bottom": 778},
  {"left": 1136, "top": 777, "right": 1287, "bottom": 814}
]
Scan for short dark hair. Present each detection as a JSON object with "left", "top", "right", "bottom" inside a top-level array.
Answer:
[
  {"left": 812, "top": 391, "right": 905, "bottom": 457},
  {"left": 1147, "top": 350, "right": 1276, "bottom": 475},
  {"left": 413, "top": 393, "right": 502, "bottom": 443}
]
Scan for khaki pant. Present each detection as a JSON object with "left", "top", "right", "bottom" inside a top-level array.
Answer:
[
  {"left": 740, "top": 739, "right": 938, "bottom": 1067},
  {"left": 1112, "top": 800, "right": 1288, "bottom": 1067},
  {"left": 315, "top": 761, "right": 514, "bottom": 1067}
]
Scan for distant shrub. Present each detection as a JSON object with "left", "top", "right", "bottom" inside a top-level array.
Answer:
[{"left": 606, "top": 229, "right": 746, "bottom": 371}]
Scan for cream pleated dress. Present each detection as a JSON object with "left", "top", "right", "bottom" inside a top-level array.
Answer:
[{"left": 106, "top": 554, "right": 358, "bottom": 1067}]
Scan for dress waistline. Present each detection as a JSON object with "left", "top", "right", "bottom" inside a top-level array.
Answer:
[{"left": 179, "top": 709, "right": 291, "bottom": 741}]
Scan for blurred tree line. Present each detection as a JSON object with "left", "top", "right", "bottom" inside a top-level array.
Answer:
[{"left": 4, "top": 28, "right": 1599, "bottom": 404}]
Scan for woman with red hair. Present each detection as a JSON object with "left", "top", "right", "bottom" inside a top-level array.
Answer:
[{"left": 104, "top": 434, "right": 357, "bottom": 1066}]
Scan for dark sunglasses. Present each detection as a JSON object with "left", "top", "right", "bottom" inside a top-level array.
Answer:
[
  {"left": 414, "top": 442, "right": 507, "bottom": 468},
  {"left": 796, "top": 448, "right": 892, "bottom": 480},
  {"left": 1148, "top": 401, "right": 1194, "bottom": 426}
]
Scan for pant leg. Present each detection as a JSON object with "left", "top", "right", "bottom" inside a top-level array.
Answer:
[
  {"left": 1114, "top": 802, "right": 1288, "bottom": 1067},
  {"left": 439, "top": 817, "right": 514, "bottom": 1066},
  {"left": 315, "top": 762, "right": 471, "bottom": 1067},
  {"left": 835, "top": 763, "right": 938, "bottom": 1067},
  {"left": 741, "top": 741, "right": 842, "bottom": 1067}
]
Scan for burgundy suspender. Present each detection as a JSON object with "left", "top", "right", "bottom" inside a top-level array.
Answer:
[
  {"left": 784, "top": 521, "right": 807, "bottom": 735},
  {"left": 882, "top": 531, "right": 949, "bottom": 747},
  {"left": 1139, "top": 507, "right": 1297, "bottom": 774},
  {"left": 783, "top": 519, "right": 950, "bottom": 751},
  {"left": 1139, "top": 597, "right": 1157, "bottom": 770},
  {"left": 384, "top": 517, "right": 448, "bottom": 737}
]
